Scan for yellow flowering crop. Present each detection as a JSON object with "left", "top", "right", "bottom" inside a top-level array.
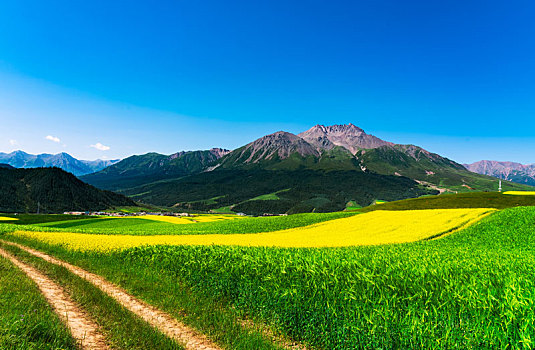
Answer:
[
  {"left": 135, "top": 215, "right": 198, "bottom": 224},
  {"left": 503, "top": 191, "right": 535, "bottom": 196},
  {"left": 0, "top": 216, "right": 18, "bottom": 221},
  {"left": 191, "top": 214, "right": 245, "bottom": 223},
  {"left": 9, "top": 209, "right": 494, "bottom": 252},
  {"left": 125, "top": 214, "right": 243, "bottom": 224}
]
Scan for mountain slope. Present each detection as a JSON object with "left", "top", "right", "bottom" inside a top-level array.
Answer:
[
  {"left": 0, "top": 167, "right": 136, "bottom": 213},
  {"left": 0, "top": 151, "right": 119, "bottom": 176},
  {"left": 81, "top": 148, "right": 230, "bottom": 191},
  {"left": 464, "top": 160, "right": 535, "bottom": 186},
  {"left": 217, "top": 131, "right": 361, "bottom": 171},
  {"left": 119, "top": 169, "right": 435, "bottom": 214},
  {"left": 356, "top": 145, "right": 530, "bottom": 192}
]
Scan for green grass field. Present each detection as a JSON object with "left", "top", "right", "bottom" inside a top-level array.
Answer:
[
  {"left": 358, "top": 191, "right": 535, "bottom": 212},
  {"left": 2, "top": 207, "right": 534, "bottom": 348},
  {"left": 114, "top": 207, "right": 534, "bottom": 349},
  {"left": 1, "top": 193, "right": 535, "bottom": 349},
  {"left": 0, "top": 214, "right": 100, "bottom": 226}
]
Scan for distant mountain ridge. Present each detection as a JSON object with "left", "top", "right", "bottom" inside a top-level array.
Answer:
[
  {"left": 0, "top": 167, "right": 135, "bottom": 213},
  {"left": 80, "top": 148, "right": 230, "bottom": 191},
  {"left": 0, "top": 151, "right": 119, "bottom": 176},
  {"left": 464, "top": 160, "right": 535, "bottom": 186}
]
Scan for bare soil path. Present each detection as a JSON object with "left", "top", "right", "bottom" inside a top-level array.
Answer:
[
  {"left": 0, "top": 247, "right": 109, "bottom": 350},
  {"left": 1, "top": 240, "right": 222, "bottom": 350}
]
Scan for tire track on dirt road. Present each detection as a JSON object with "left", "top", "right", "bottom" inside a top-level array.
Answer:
[
  {"left": 0, "top": 247, "right": 109, "bottom": 350},
  {"left": 1, "top": 240, "right": 222, "bottom": 350}
]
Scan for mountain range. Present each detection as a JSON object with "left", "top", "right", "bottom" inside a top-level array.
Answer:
[
  {"left": 82, "top": 148, "right": 230, "bottom": 191},
  {"left": 81, "top": 124, "right": 532, "bottom": 214},
  {"left": 0, "top": 151, "right": 119, "bottom": 176},
  {"left": 464, "top": 160, "right": 535, "bottom": 186}
]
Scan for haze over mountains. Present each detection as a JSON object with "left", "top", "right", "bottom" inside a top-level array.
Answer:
[
  {"left": 464, "top": 160, "right": 535, "bottom": 186},
  {"left": 0, "top": 150, "right": 119, "bottom": 176},
  {"left": 81, "top": 124, "right": 531, "bottom": 214}
]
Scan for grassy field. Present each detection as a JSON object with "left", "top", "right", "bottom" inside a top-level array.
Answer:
[
  {"left": 357, "top": 191, "right": 535, "bottom": 212},
  {"left": 0, "top": 214, "right": 100, "bottom": 225},
  {"left": 1, "top": 196, "right": 534, "bottom": 349},
  {"left": 1, "top": 206, "right": 533, "bottom": 348}
]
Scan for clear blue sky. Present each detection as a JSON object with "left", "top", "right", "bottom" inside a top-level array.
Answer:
[{"left": 1, "top": 1, "right": 534, "bottom": 163}]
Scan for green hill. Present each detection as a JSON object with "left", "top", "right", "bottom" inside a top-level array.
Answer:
[
  {"left": 357, "top": 191, "right": 535, "bottom": 212},
  {"left": 81, "top": 148, "right": 229, "bottom": 191},
  {"left": 118, "top": 169, "right": 436, "bottom": 215},
  {"left": 356, "top": 144, "right": 530, "bottom": 192},
  {"left": 0, "top": 167, "right": 136, "bottom": 213}
]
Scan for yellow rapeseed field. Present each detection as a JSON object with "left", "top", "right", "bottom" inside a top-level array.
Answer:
[
  {"left": 503, "top": 191, "right": 535, "bottom": 196},
  {"left": 0, "top": 216, "right": 18, "bottom": 221},
  {"left": 9, "top": 209, "right": 495, "bottom": 252},
  {"left": 135, "top": 215, "right": 198, "bottom": 224},
  {"left": 129, "top": 214, "right": 243, "bottom": 224},
  {"left": 192, "top": 214, "right": 245, "bottom": 223}
]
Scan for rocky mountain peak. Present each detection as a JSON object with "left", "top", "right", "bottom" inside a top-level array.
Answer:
[
  {"left": 209, "top": 148, "right": 231, "bottom": 158},
  {"left": 298, "top": 123, "right": 392, "bottom": 154}
]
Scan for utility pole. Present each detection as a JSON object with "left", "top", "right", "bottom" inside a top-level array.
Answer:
[{"left": 37, "top": 201, "right": 40, "bottom": 214}]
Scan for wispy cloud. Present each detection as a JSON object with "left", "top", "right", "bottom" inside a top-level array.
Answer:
[
  {"left": 9, "top": 139, "right": 17, "bottom": 146},
  {"left": 90, "top": 142, "right": 110, "bottom": 151},
  {"left": 45, "top": 135, "right": 60, "bottom": 143}
]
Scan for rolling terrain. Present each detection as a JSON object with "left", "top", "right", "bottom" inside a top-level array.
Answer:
[
  {"left": 0, "top": 167, "right": 136, "bottom": 213},
  {"left": 119, "top": 169, "right": 434, "bottom": 214}
]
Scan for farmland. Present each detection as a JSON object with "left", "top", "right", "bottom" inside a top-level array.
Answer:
[
  {"left": 503, "top": 191, "right": 535, "bottom": 196},
  {"left": 356, "top": 191, "right": 535, "bottom": 212},
  {"left": 6, "top": 209, "right": 493, "bottom": 251},
  {"left": 1, "top": 211, "right": 354, "bottom": 235},
  {"left": 0, "top": 197, "right": 534, "bottom": 349}
]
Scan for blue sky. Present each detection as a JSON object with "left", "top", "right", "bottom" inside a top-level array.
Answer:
[{"left": 1, "top": 1, "right": 534, "bottom": 163}]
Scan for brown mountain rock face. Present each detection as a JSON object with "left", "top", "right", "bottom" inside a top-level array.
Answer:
[
  {"left": 228, "top": 131, "right": 320, "bottom": 164},
  {"left": 298, "top": 123, "right": 392, "bottom": 154},
  {"left": 209, "top": 148, "right": 231, "bottom": 158}
]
